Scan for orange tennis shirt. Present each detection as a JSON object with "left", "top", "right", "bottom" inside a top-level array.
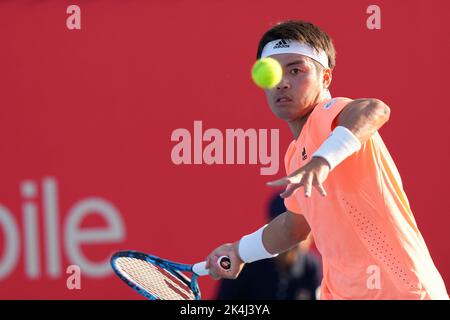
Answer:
[{"left": 284, "top": 97, "right": 449, "bottom": 299}]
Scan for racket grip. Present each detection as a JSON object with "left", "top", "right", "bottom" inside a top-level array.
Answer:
[
  {"left": 192, "top": 262, "right": 209, "bottom": 276},
  {"left": 192, "top": 256, "right": 231, "bottom": 277}
]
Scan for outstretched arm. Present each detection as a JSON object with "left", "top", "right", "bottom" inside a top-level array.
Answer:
[{"left": 267, "top": 98, "right": 391, "bottom": 198}]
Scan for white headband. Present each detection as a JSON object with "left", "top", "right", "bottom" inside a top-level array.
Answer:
[{"left": 261, "top": 39, "right": 329, "bottom": 69}]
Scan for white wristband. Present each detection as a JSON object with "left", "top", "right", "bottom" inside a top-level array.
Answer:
[
  {"left": 311, "top": 126, "right": 361, "bottom": 171},
  {"left": 238, "top": 224, "right": 278, "bottom": 263}
]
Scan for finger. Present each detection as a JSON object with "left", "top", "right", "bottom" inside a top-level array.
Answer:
[
  {"left": 316, "top": 182, "right": 328, "bottom": 197},
  {"left": 304, "top": 174, "right": 314, "bottom": 198},
  {"left": 279, "top": 182, "right": 302, "bottom": 198},
  {"left": 267, "top": 173, "right": 304, "bottom": 187},
  {"left": 210, "top": 272, "right": 220, "bottom": 280},
  {"left": 266, "top": 177, "right": 291, "bottom": 187},
  {"left": 287, "top": 174, "right": 303, "bottom": 184},
  {"left": 208, "top": 256, "right": 220, "bottom": 279},
  {"left": 210, "top": 271, "right": 220, "bottom": 280}
]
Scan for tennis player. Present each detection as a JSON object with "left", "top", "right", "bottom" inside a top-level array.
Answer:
[{"left": 205, "top": 20, "right": 449, "bottom": 299}]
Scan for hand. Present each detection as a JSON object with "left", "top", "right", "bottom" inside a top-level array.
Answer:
[
  {"left": 267, "top": 156, "right": 330, "bottom": 198},
  {"left": 205, "top": 242, "right": 245, "bottom": 280}
]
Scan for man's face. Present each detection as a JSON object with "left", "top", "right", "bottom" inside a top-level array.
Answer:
[{"left": 264, "top": 53, "right": 328, "bottom": 121}]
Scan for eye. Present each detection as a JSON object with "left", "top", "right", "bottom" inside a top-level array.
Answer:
[{"left": 290, "top": 68, "right": 302, "bottom": 75}]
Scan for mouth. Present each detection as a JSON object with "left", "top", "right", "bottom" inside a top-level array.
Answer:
[{"left": 275, "top": 96, "right": 293, "bottom": 104}]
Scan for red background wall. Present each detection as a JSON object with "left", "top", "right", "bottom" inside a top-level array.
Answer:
[{"left": 0, "top": 0, "right": 449, "bottom": 299}]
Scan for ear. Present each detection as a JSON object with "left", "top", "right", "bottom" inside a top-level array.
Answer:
[{"left": 322, "top": 68, "right": 332, "bottom": 89}]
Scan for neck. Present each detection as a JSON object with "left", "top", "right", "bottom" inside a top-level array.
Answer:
[
  {"left": 287, "top": 107, "right": 315, "bottom": 140},
  {"left": 287, "top": 91, "right": 330, "bottom": 139}
]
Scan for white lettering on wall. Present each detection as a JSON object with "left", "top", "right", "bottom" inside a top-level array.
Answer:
[
  {"left": 0, "top": 177, "right": 126, "bottom": 280},
  {"left": 171, "top": 121, "right": 280, "bottom": 175}
]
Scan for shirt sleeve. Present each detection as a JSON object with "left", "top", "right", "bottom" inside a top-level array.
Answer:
[{"left": 309, "top": 97, "right": 353, "bottom": 145}]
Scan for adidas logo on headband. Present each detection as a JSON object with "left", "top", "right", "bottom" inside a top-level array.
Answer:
[
  {"left": 261, "top": 39, "right": 330, "bottom": 69},
  {"left": 273, "top": 39, "right": 290, "bottom": 49}
]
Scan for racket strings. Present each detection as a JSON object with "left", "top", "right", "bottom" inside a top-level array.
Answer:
[{"left": 115, "top": 257, "right": 195, "bottom": 300}]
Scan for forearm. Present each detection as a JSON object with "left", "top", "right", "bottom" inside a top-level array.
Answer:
[
  {"left": 234, "top": 211, "right": 310, "bottom": 261},
  {"left": 338, "top": 98, "right": 391, "bottom": 144},
  {"left": 262, "top": 211, "right": 309, "bottom": 254}
]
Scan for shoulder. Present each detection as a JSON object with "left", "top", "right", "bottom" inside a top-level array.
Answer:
[
  {"left": 315, "top": 97, "right": 353, "bottom": 115},
  {"left": 308, "top": 97, "right": 354, "bottom": 142}
]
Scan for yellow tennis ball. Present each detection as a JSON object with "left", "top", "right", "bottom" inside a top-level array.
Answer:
[{"left": 251, "top": 57, "right": 283, "bottom": 89}]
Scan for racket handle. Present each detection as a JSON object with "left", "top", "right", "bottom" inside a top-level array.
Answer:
[{"left": 192, "top": 256, "right": 231, "bottom": 277}]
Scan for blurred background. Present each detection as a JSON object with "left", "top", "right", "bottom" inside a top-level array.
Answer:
[{"left": 0, "top": 0, "right": 449, "bottom": 299}]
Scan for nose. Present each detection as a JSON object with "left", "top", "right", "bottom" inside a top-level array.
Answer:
[{"left": 276, "top": 76, "right": 290, "bottom": 90}]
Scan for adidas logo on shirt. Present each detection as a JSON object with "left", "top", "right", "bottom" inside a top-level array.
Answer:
[{"left": 273, "top": 39, "right": 290, "bottom": 49}]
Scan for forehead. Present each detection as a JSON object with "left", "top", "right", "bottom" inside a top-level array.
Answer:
[{"left": 268, "top": 53, "right": 313, "bottom": 67}]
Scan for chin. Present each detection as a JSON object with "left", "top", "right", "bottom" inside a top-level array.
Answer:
[
  {"left": 273, "top": 110, "right": 298, "bottom": 121},
  {"left": 270, "top": 105, "right": 300, "bottom": 120}
]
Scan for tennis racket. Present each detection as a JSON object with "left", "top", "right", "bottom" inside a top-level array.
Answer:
[{"left": 110, "top": 250, "right": 231, "bottom": 300}]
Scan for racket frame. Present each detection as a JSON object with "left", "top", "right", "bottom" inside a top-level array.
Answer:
[{"left": 110, "top": 250, "right": 202, "bottom": 300}]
